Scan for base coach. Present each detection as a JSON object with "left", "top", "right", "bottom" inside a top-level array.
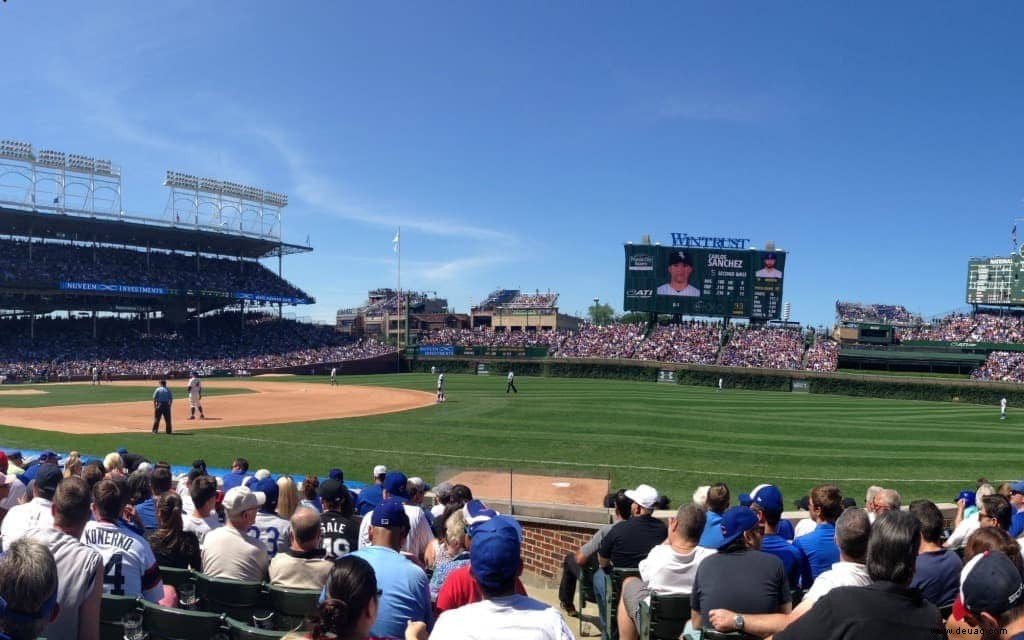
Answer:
[{"left": 152, "top": 379, "right": 173, "bottom": 434}]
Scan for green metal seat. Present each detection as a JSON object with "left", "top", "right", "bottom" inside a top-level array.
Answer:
[
  {"left": 265, "top": 583, "right": 320, "bottom": 631},
  {"left": 604, "top": 567, "right": 641, "bottom": 640},
  {"left": 140, "top": 599, "right": 225, "bottom": 640},
  {"left": 159, "top": 565, "right": 195, "bottom": 591},
  {"left": 224, "top": 616, "right": 288, "bottom": 639},
  {"left": 194, "top": 571, "right": 267, "bottom": 621},
  {"left": 99, "top": 594, "right": 140, "bottom": 640},
  {"left": 638, "top": 593, "right": 690, "bottom": 640}
]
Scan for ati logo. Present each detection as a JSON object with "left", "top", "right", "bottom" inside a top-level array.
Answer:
[{"left": 627, "top": 289, "right": 653, "bottom": 298}]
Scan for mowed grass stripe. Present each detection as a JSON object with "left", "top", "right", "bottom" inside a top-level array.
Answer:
[{"left": 0, "top": 373, "right": 1019, "bottom": 507}]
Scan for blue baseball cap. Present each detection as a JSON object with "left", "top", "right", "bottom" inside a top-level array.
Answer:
[
  {"left": 252, "top": 477, "right": 279, "bottom": 510},
  {"left": 383, "top": 471, "right": 409, "bottom": 499},
  {"left": 957, "top": 490, "right": 977, "bottom": 508},
  {"left": 1011, "top": 481, "right": 1024, "bottom": 494},
  {"left": 371, "top": 497, "right": 410, "bottom": 529},
  {"left": 329, "top": 468, "right": 344, "bottom": 481},
  {"left": 719, "top": 506, "right": 760, "bottom": 550},
  {"left": 117, "top": 447, "right": 128, "bottom": 455},
  {"left": 470, "top": 517, "right": 522, "bottom": 589},
  {"left": 751, "top": 485, "right": 784, "bottom": 513},
  {"left": 464, "top": 499, "right": 499, "bottom": 531}
]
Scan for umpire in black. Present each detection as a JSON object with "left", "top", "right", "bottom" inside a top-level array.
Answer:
[{"left": 152, "top": 379, "right": 173, "bottom": 434}]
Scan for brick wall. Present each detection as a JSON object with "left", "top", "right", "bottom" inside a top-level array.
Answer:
[{"left": 519, "top": 519, "right": 600, "bottom": 582}]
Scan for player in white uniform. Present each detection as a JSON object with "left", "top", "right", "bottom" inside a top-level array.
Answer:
[
  {"left": 187, "top": 372, "right": 205, "bottom": 420},
  {"left": 506, "top": 370, "right": 518, "bottom": 394},
  {"left": 1001, "top": 397, "right": 1008, "bottom": 420},
  {"left": 82, "top": 479, "right": 164, "bottom": 602},
  {"left": 437, "top": 373, "right": 446, "bottom": 403},
  {"left": 330, "top": 366, "right": 338, "bottom": 386},
  {"left": 91, "top": 366, "right": 99, "bottom": 386},
  {"left": 718, "top": 377, "right": 723, "bottom": 392}
]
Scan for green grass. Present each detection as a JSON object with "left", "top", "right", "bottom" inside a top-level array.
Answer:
[
  {"left": 0, "top": 385, "right": 253, "bottom": 408},
  {"left": 0, "top": 374, "right": 1011, "bottom": 507}
]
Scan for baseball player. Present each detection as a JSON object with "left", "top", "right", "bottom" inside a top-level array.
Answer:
[
  {"left": 436, "top": 373, "right": 446, "bottom": 403},
  {"left": 718, "top": 377, "right": 723, "bottom": 392},
  {"left": 152, "top": 380, "right": 172, "bottom": 434},
  {"left": 91, "top": 366, "right": 99, "bottom": 386},
  {"left": 330, "top": 366, "right": 338, "bottom": 386},
  {"left": 187, "top": 372, "right": 205, "bottom": 420},
  {"left": 506, "top": 369, "right": 518, "bottom": 394},
  {"left": 1001, "top": 397, "right": 1008, "bottom": 420}
]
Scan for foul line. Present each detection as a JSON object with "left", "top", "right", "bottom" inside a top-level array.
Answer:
[{"left": 201, "top": 433, "right": 962, "bottom": 484}]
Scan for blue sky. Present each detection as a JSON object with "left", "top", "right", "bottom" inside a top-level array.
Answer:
[{"left": 2, "top": 2, "right": 1023, "bottom": 326}]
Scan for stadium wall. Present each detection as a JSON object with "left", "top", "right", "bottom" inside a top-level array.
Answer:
[{"left": 410, "top": 356, "right": 1024, "bottom": 405}]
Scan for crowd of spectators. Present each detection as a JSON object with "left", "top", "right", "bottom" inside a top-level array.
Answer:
[
  {"left": 804, "top": 336, "right": 839, "bottom": 372},
  {"left": 836, "top": 301, "right": 920, "bottom": 325},
  {"left": 719, "top": 326, "right": 805, "bottom": 369},
  {"left": 0, "top": 239, "right": 309, "bottom": 299},
  {"left": 549, "top": 322, "right": 646, "bottom": 359},
  {"left": 0, "top": 313, "right": 393, "bottom": 379},
  {"left": 632, "top": 322, "right": 721, "bottom": 364},
  {"left": 417, "top": 327, "right": 565, "bottom": 349},
  {"left": 971, "top": 351, "right": 1024, "bottom": 383}
]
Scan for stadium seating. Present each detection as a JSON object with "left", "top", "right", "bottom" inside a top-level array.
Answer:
[{"left": 638, "top": 593, "right": 690, "bottom": 640}]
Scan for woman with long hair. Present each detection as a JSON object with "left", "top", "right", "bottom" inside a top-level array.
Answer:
[
  {"left": 308, "top": 555, "right": 380, "bottom": 640},
  {"left": 145, "top": 493, "right": 201, "bottom": 570},
  {"left": 300, "top": 474, "right": 321, "bottom": 512},
  {"left": 277, "top": 475, "right": 301, "bottom": 520},
  {"left": 428, "top": 509, "right": 470, "bottom": 602},
  {"left": 62, "top": 451, "right": 82, "bottom": 478}
]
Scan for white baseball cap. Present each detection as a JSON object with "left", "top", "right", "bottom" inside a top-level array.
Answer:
[
  {"left": 222, "top": 486, "right": 259, "bottom": 516},
  {"left": 373, "top": 465, "right": 388, "bottom": 477},
  {"left": 625, "top": 484, "right": 659, "bottom": 509}
]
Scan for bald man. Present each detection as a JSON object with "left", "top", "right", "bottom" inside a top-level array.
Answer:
[{"left": 268, "top": 508, "right": 333, "bottom": 590}]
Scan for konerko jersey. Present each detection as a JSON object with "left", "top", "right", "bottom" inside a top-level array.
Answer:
[
  {"left": 248, "top": 512, "right": 292, "bottom": 558},
  {"left": 81, "top": 520, "right": 163, "bottom": 602}
]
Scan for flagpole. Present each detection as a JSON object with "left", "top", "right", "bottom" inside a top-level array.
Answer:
[{"left": 396, "top": 228, "right": 401, "bottom": 373}]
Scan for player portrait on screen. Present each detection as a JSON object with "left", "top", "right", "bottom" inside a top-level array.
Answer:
[
  {"left": 755, "top": 252, "right": 783, "bottom": 279},
  {"left": 656, "top": 250, "right": 700, "bottom": 297}
]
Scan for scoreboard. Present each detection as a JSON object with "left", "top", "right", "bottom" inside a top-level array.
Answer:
[
  {"left": 966, "top": 254, "right": 1024, "bottom": 304},
  {"left": 623, "top": 245, "right": 787, "bottom": 319}
]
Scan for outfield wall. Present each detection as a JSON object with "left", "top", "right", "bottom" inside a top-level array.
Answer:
[{"left": 411, "top": 356, "right": 1024, "bottom": 405}]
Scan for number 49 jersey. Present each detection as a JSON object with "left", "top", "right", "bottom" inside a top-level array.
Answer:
[{"left": 81, "top": 520, "right": 163, "bottom": 602}]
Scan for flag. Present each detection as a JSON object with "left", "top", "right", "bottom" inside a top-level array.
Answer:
[
  {"left": 393, "top": 230, "right": 400, "bottom": 253},
  {"left": 1013, "top": 224, "right": 1018, "bottom": 246}
]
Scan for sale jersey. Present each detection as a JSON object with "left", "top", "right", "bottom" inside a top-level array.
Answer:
[
  {"left": 320, "top": 511, "right": 361, "bottom": 559},
  {"left": 248, "top": 511, "right": 292, "bottom": 558},
  {"left": 81, "top": 520, "right": 163, "bottom": 602}
]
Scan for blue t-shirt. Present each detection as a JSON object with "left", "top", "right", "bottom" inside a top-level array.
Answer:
[
  {"left": 699, "top": 511, "right": 725, "bottom": 549},
  {"left": 794, "top": 522, "right": 839, "bottom": 589},
  {"left": 910, "top": 549, "right": 961, "bottom": 608},
  {"left": 1010, "top": 510, "right": 1024, "bottom": 538},
  {"left": 221, "top": 470, "right": 254, "bottom": 492},
  {"left": 134, "top": 498, "right": 158, "bottom": 532},
  {"left": 761, "top": 533, "right": 802, "bottom": 590},
  {"left": 350, "top": 545, "right": 431, "bottom": 638},
  {"left": 356, "top": 485, "right": 384, "bottom": 516},
  {"left": 777, "top": 519, "right": 795, "bottom": 542}
]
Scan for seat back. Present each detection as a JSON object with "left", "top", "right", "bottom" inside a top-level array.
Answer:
[
  {"left": 100, "top": 594, "right": 140, "bottom": 640},
  {"left": 701, "top": 629, "right": 762, "bottom": 640},
  {"left": 194, "top": 571, "right": 267, "bottom": 620},
  {"left": 643, "top": 593, "right": 690, "bottom": 640},
  {"left": 266, "top": 584, "right": 320, "bottom": 631},
  {"left": 160, "top": 565, "right": 194, "bottom": 591},
  {"left": 140, "top": 599, "right": 225, "bottom": 640},
  {"left": 605, "top": 567, "right": 641, "bottom": 640},
  {"left": 225, "top": 615, "right": 288, "bottom": 639}
]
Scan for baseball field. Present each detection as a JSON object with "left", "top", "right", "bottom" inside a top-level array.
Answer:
[{"left": 0, "top": 373, "right": 1015, "bottom": 507}]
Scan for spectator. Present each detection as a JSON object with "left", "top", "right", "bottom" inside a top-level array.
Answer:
[
  {"left": 0, "top": 538, "right": 60, "bottom": 640},
  {"left": 557, "top": 489, "right": 631, "bottom": 617},
  {"left": 356, "top": 464, "right": 388, "bottom": 516},
  {"left": 201, "top": 486, "right": 269, "bottom": 582},
  {"left": 349, "top": 498, "right": 431, "bottom": 638},
  {"left": 699, "top": 483, "right": 730, "bottom": 549},
  {"left": 428, "top": 508, "right": 470, "bottom": 603},
  {"left": 182, "top": 474, "right": 220, "bottom": 544},
  {"left": 958, "top": 551, "right": 1024, "bottom": 639},
  {"left": 774, "top": 510, "right": 944, "bottom": 640},
  {"left": 306, "top": 555, "right": 383, "bottom": 640},
  {"left": 146, "top": 493, "right": 201, "bottom": 571},
  {"left": 1, "top": 463, "right": 61, "bottom": 549},
  {"left": 358, "top": 471, "right": 433, "bottom": 563},
  {"left": 222, "top": 457, "right": 254, "bottom": 492},
  {"left": 749, "top": 485, "right": 801, "bottom": 590},
  {"left": 277, "top": 475, "right": 300, "bottom": 520},
  {"left": 269, "top": 507, "right": 332, "bottom": 590},
  {"left": 82, "top": 479, "right": 164, "bottom": 602},
  {"left": 24, "top": 476, "right": 104, "bottom": 640},
  {"left": 909, "top": 500, "right": 961, "bottom": 609},
  {"left": 946, "top": 484, "right": 995, "bottom": 550},
  {"left": 980, "top": 494, "right": 1012, "bottom": 532},
  {"left": 431, "top": 515, "right": 573, "bottom": 639},
  {"left": 618, "top": 504, "right": 713, "bottom": 640},
  {"left": 250, "top": 476, "right": 293, "bottom": 558},
  {"left": 691, "top": 507, "right": 792, "bottom": 632},
  {"left": 318, "top": 479, "right": 361, "bottom": 560},
  {"left": 794, "top": 484, "right": 843, "bottom": 588},
  {"left": 300, "top": 474, "right": 321, "bottom": 513}
]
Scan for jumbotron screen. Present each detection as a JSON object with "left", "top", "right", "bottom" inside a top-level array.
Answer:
[
  {"left": 623, "top": 245, "right": 786, "bottom": 319},
  {"left": 966, "top": 255, "right": 1024, "bottom": 304}
]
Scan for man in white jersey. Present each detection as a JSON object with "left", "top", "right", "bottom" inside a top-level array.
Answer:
[
  {"left": 187, "top": 372, "right": 205, "bottom": 420},
  {"left": 1002, "top": 397, "right": 1008, "bottom": 420},
  {"left": 506, "top": 370, "right": 518, "bottom": 394},
  {"left": 91, "top": 366, "right": 99, "bottom": 386},
  {"left": 25, "top": 476, "right": 104, "bottom": 640},
  {"left": 81, "top": 479, "right": 163, "bottom": 602},
  {"left": 1, "top": 464, "right": 61, "bottom": 550},
  {"left": 437, "top": 373, "right": 446, "bottom": 403},
  {"left": 330, "top": 366, "right": 338, "bottom": 386},
  {"left": 182, "top": 475, "right": 221, "bottom": 544},
  {"left": 249, "top": 477, "right": 292, "bottom": 558}
]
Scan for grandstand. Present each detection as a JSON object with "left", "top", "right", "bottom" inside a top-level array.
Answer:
[{"left": 470, "top": 288, "right": 582, "bottom": 332}]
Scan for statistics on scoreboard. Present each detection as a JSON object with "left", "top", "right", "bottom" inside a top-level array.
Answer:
[
  {"left": 966, "top": 256, "right": 1024, "bottom": 304},
  {"left": 623, "top": 245, "right": 787, "bottom": 319}
]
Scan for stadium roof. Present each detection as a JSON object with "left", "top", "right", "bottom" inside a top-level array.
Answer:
[{"left": 0, "top": 206, "right": 312, "bottom": 259}]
